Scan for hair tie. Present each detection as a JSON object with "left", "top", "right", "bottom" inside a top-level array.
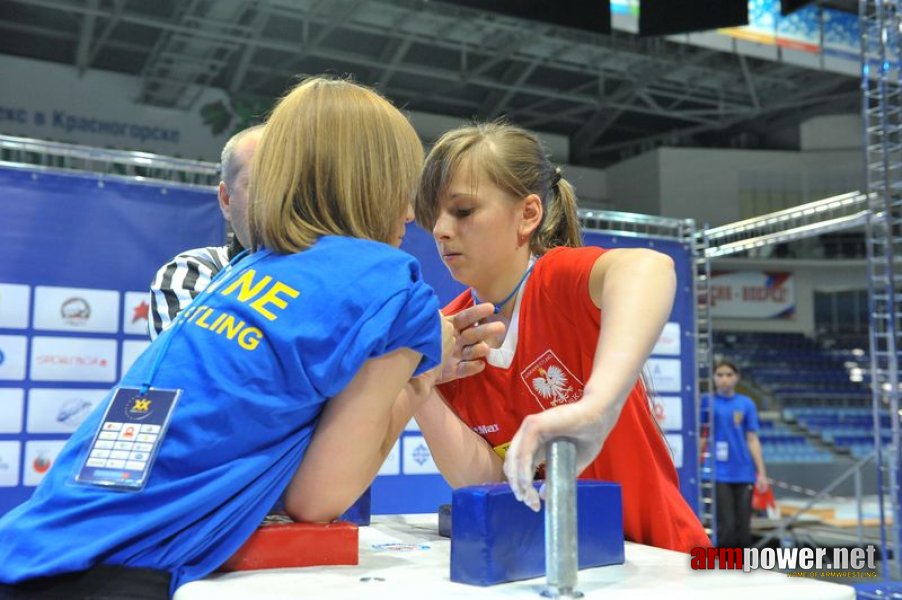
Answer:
[{"left": 551, "top": 166, "right": 562, "bottom": 187}]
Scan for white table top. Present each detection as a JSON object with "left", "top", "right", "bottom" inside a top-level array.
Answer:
[{"left": 175, "top": 515, "right": 855, "bottom": 600}]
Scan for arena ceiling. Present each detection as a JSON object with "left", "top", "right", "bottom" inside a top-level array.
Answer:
[{"left": 1, "top": 0, "right": 861, "bottom": 167}]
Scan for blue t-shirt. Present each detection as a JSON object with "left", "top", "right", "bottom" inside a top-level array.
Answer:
[
  {"left": 700, "top": 392, "right": 760, "bottom": 484},
  {"left": 0, "top": 236, "right": 442, "bottom": 595}
]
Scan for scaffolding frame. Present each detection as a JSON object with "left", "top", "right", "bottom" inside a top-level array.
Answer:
[
  {"left": 578, "top": 209, "right": 710, "bottom": 533},
  {"left": 704, "top": 192, "right": 870, "bottom": 259},
  {"left": 860, "top": 0, "right": 902, "bottom": 583},
  {"left": 0, "top": 134, "right": 219, "bottom": 187},
  {"left": 694, "top": 228, "right": 717, "bottom": 542}
]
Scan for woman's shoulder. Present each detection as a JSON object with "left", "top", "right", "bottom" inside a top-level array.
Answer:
[
  {"left": 529, "top": 246, "right": 607, "bottom": 293},
  {"left": 301, "top": 236, "right": 413, "bottom": 266},
  {"left": 309, "top": 236, "right": 425, "bottom": 291},
  {"left": 313, "top": 235, "right": 404, "bottom": 255},
  {"left": 536, "top": 245, "right": 606, "bottom": 274}
]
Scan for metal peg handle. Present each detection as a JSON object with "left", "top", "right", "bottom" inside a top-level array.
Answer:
[{"left": 542, "top": 438, "right": 582, "bottom": 599}]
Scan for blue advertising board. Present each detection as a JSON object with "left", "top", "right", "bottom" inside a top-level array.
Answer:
[{"left": 0, "top": 166, "right": 697, "bottom": 518}]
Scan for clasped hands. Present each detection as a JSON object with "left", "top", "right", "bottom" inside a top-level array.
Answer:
[
  {"left": 407, "top": 303, "right": 505, "bottom": 396},
  {"left": 408, "top": 304, "right": 612, "bottom": 512}
]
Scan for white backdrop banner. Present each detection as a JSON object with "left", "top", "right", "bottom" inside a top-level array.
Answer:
[{"left": 710, "top": 271, "right": 796, "bottom": 319}]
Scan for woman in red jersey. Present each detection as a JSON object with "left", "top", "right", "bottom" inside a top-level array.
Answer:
[{"left": 413, "top": 121, "right": 709, "bottom": 552}]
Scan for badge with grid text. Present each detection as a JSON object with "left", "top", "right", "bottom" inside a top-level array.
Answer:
[{"left": 75, "top": 387, "right": 180, "bottom": 491}]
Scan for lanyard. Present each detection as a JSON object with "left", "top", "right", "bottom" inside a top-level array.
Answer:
[
  {"left": 471, "top": 256, "right": 537, "bottom": 314},
  {"left": 138, "top": 248, "right": 266, "bottom": 395}
]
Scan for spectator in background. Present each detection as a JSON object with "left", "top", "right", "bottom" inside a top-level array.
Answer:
[
  {"left": 148, "top": 124, "right": 262, "bottom": 339},
  {"left": 706, "top": 359, "right": 768, "bottom": 548}
]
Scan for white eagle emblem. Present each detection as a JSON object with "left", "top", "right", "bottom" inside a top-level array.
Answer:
[
  {"left": 521, "top": 350, "right": 584, "bottom": 409},
  {"left": 532, "top": 366, "right": 572, "bottom": 406}
]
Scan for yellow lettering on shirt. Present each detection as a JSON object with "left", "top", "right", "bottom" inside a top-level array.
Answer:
[
  {"left": 194, "top": 307, "right": 216, "bottom": 329},
  {"left": 185, "top": 305, "right": 206, "bottom": 323},
  {"left": 216, "top": 314, "right": 244, "bottom": 339},
  {"left": 249, "top": 281, "right": 300, "bottom": 321},
  {"left": 220, "top": 270, "right": 298, "bottom": 321},
  {"left": 208, "top": 312, "right": 227, "bottom": 331},
  {"left": 187, "top": 270, "right": 301, "bottom": 352},
  {"left": 238, "top": 327, "right": 263, "bottom": 351},
  {"left": 220, "top": 270, "right": 272, "bottom": 302},
  {"left": 189, "top": 307, "right": 262, "bottom": 352}
]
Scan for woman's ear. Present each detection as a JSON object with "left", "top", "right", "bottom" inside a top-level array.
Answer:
[{"left": 518, "top": 194, "right": 543, "bottom": 243}]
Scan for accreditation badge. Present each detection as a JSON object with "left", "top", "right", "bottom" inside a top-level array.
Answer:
[
  {"left": 715, "top": 440, "right": 729, "bottom": 462},
  {"left": 75, "top": 387, "right": 180, "bottom": 491}
]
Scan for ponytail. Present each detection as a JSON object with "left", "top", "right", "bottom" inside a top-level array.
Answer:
[
  {"left": 533, "top": 175, "right": 582, "bottom": 254},
  {"left": 418, "top": 120, "right": 584, "bottom": 255}
]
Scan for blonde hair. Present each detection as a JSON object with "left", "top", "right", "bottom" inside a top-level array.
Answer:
[
  {"left": 415, "top": 121, "right": 582, "bottom": 255},
  {"left": 250, "top": 77, "right": 423, "bottom": 253}
]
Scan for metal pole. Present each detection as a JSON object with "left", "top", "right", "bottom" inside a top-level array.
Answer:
[
  {"left": 855, "top": 469, "right": 864, "bottom": 547},
  {"left": 542, "top": 438, "right": 582, "bottom": 599}
]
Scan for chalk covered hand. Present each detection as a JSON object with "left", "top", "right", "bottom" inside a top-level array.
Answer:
[{"left": 503, "top": 401, "right": 613, "bottom": 512}]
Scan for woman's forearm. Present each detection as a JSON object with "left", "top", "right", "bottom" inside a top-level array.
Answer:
[{"left": 414, "top": 389, "right": 504, "bottom": 487}]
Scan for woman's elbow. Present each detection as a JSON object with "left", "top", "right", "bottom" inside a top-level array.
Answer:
[
  {"left": 636, "top": 248, "right": 675, "bottom": 274},
  {"left": 283, "top": 496, "right": 343, "bottom": 524}
]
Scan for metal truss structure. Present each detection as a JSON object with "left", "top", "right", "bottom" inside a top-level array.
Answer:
[
  {"left": 2, "top": 0, "right": 860, "bottom": 167},
  {"left": 0, "top": 134, "right": 218, "bottom": 186},
  {"left": 704, "top": 191, "right": 870, "bottom": 259},
  {"left": 860, "top": 0, "right": 902, "bottom": 584}
]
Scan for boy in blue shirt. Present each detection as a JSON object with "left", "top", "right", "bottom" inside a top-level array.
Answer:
[{"left": 703, "top": 360, "right": 768, "bottom": 548}]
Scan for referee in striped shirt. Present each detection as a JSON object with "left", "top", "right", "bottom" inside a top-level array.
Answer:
[{"left": 148, "top": 125, "right": 262, "bottom": 339}]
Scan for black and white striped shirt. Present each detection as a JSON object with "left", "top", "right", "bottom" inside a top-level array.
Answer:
[{"left": 148, "top": 238, "right": 243, "bottom": 339}]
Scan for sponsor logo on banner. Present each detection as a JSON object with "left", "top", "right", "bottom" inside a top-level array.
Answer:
[
  {"left": 651, "top": 395, "right": 683, "bottom": 431},
  {"left": 120, "top": 340, "right": 151, "bottom": 376},
  {"left": 665, "top": 433, "right": 684, "bottom": 469},
  {"left": 520, "top": 350, "right": 584, "bottom": 409},
  {"left": 0, "top": 389, "right": 25, "bottom": 433},
  {"left": 123, "top": 291, "right": 151, "bottom": 335},
  {"left": 402, "top": 435, "right": 439, "bottom": 475},
  {"left": 0, "top": 442, "right": 21, "bottom": 487},
  {"left": 27, "top": 388, "right": 106, "bottom": 433},
  {"left": 652, "top": 322, "right": 681, "bottom": 356},
  {"left": 23, "top": 440, "right": 67, "bottom": 486},
  {"left": 34, "top": 286, "right": 120, "bottom": 333},
  {"left": 60, "top": 297, "right": 91, "bottom": 325},
  {"left": 710, "top": 271, "right": 796, "bottom": 319},
  {"left": 377, "top": 440, "right": 401, "bottom": 476},
  {"left": 0, "top": 335, "right": 28, "bottom": 381},
  {"left": 645, "top": 358, "right": 682, "bottom": 393},
  {"left": 0, "top": 283, "right": 31, "bottom": 329},
  {"left": 30, "top": 337, "right": 117, "bottom": 382}
]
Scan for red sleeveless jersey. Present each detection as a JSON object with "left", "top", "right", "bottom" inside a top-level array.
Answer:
[{"left": 437, "top": 246, "right": 710, "bottom": 552}]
